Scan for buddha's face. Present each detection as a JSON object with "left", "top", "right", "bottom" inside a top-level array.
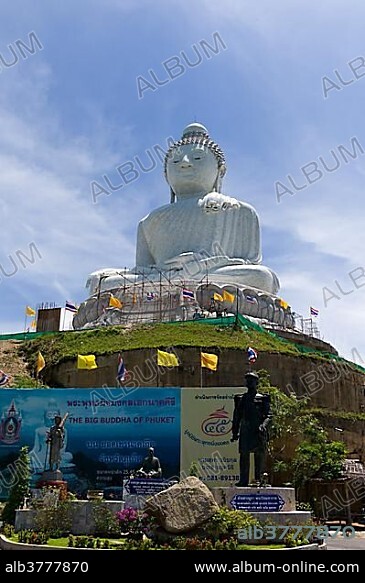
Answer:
[
  {"left": 166, "top": 143, "right": 219, "bottom": 197},
  {"left": 44, "top": 408, "right": 60, "bottom": 427}
]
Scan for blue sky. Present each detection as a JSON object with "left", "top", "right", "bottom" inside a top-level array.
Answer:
[{"left": 1, "top": 0, "right": 365, "bottom": 362}]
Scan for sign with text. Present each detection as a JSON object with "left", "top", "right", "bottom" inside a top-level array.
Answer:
[
  {"left": 180, "top": 387, "right": 243, "bottom": 488},
  {"left": 230, "top": 493, "right": 285, "bottom": 512},
  {"left": 0, "top": 388, "right": 181, "bottom": 499},
  {"left": 125, "top": 478, "right": 177, "bottom": 496}
]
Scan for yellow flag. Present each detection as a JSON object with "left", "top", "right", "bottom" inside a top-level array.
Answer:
[
  {"left": 132, "top": 293, "right": 137, "bottom": 304},
  {"left": 26, "top": 306, "right": 35, "bottom": 316},
  {"left": 36, "top": 351, "right": 45, "bottom": 374},
  {"left": 201, "top": 352, "right": 218, "bottom": 371},
  {"left": 31, "top": 320, "right": 37, "bottom": 329},
  {"left": 223, "top": 290, "right": 235, "bottom": 303},
  {"left": 77, "top": 354, "right": 98, "bottom": 370},
  {"left": 109, "top": 295, "right": 123, "bottom": 309},
  {"left": 157, "top": 349, "right": 179, "bottom": 367},
  {"left": 279, "top": 299, "right": 289, "bottom": 309},
  {"left": 213, "top": 292, "right": 223, "bottom": 302}
]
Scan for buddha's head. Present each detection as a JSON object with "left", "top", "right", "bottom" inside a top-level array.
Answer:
[
  {"left": 44, "top": 399, "right": 60, "bottom": 427},
  {"left": 165, "top": 123, "right": 226, "bottom": 201}
]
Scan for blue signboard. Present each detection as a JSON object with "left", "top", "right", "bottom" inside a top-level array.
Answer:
[
  {"left": 0, "top": 388, "right": 181, "bottom": 499},
  {"left": 230, "top": 493, "right": 285, "bottom": 512}
]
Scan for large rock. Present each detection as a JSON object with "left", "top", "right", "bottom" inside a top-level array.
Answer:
[{"left": 145, "top": 476, "right": 219, "bottom": 534}]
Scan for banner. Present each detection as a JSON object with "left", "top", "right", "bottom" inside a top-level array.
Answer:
[
  {"left": 180, "top": 387, "right": 243, "bottom": 488},
  {"left": 0, "top": 388, "right": 181, "bottom": 499}
]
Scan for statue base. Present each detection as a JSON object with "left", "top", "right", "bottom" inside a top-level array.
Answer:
[
  {"left": 40, "top": 470, "right": 63, "bottom": 482},
  {"left": 73, "top": 279, "right": 294, "bottom": 330},
  {"left": 211, "top": 486, "right": 311, "bottom": 527},
  {"left": 37, "top": 471, "right": 68, "bottom": 500}
]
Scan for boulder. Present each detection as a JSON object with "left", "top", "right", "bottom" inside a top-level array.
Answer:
[{"left": 145, "top": 476, "right": 219, "bottom": 533}]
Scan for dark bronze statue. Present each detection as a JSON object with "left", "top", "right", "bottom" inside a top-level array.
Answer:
[
  {"left": 136, "top": 447, "right": 162, "bottom": 478},
  {"left": 46, "top": 413, "right": 68, "bottom": 471},
  {"left": 231, "top": 372, "right": 272, "bottom": 486}
]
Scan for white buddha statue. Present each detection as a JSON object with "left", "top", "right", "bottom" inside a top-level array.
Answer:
[
  {"left": 135, "top": 123, "right": 279, "bottom": 295},
  {"left": 77, "top": 123, "right": 282, "bottom": 329}
]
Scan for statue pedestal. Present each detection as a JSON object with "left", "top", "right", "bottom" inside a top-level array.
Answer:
[
  {"left": 40, "top": 470, "right": 63, "bottom": 482},
  {"left": 37, "top": 471, "right": 68, "bottom": 499},
  {"left": 211, "top": 486, "right": 311, "bottom": 527}
]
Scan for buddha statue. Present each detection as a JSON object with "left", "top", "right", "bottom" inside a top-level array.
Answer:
[
  {"left": 76, "top": 123, "right": 284, "bottom": 329},
  {"left": 134, "top": 122, "right": 279, "bottom": 294}
]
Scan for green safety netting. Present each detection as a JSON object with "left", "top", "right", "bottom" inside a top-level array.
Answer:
[{"left": 0, "top": 331, "right": 58, "bottom": 341}]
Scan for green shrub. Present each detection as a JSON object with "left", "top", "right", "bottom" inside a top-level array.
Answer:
[
  {"left": 18, "top": 529, "right": 48, "bottom": 545},
  {"left": 1, "top": 447, "right": 31, "bottom": 525},
  {"left": 203, "top": 507, "right": 258, "bottom": 540}
]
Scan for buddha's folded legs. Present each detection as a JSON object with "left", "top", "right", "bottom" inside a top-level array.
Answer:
[{"left": 207, "top": 264, "right": 280, "bottom": 295}]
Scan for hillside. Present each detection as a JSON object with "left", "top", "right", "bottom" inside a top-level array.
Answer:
[
  {"left": 0, "top": 340, "right": 36, "bottom": 388},
  {"left": 0, "top": 318, "right": 362, "bottom": 387},
  {"left": 19, "top": 320, "right": 330, "bottom": 372}
]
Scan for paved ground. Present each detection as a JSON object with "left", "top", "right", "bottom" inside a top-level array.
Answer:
[{"left": 327, "top": 532, "right": 365, "bottom": 550}]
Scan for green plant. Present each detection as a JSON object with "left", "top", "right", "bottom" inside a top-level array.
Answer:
[
  {"left": 74, "top": 536, "right": 88, "bottom": 548},
  {"left": 284, "top": 528, "right": 310, "bottom": 548},
  {"left": 68, "top": 534, "right": 75, "bottom": 547},
  {"left": 291, "top": 435, "right": 346, "bottom": 488},
  {"left": 203, "top": 507, "right": 258, "bottom": 540},
  {"left": 12, "top": 374, "right": 47, "bottom": 388},
  {"left": 2, "top": 524, "right": 15, "bottom": 538},
  {"left": 34, "top": 496, "right": 72, "bottom": 536},
  {"left": 18, "top": 529, "right": 48, "bottom": 545},
  {"left": 2, "top": 446, "right": 31, "bottom": 525},
  {"left": 92, "top": 499, "right": 120, "bottom": 537}
]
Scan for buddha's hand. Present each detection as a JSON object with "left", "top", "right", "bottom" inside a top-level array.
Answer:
[{"left": 198, "top": 192, "right": 240, "bottom": 213}]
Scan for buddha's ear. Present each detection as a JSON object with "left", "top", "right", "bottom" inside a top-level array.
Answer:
[{"left": 213, "top": 163, "right": 226, "bottom": 192}]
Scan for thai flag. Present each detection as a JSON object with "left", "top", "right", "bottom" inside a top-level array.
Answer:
[
  {"left": 310, "top": 306, "right": 319, "bottom": 317},
  {"left": 0, "top": 370, "right": 9, "bottom": 386},
  {"left": 146, "top": 292, "right": 155, "bottom": 301},
  {"left": 246, "top": 295, "right": 256, "bottom": 304},
  {"left": 116, "top": 354, "right": 126, "bottom": 383},
  {"left": 183, "top": 288, "right": 195, "bottom": 300},
  {"left": 247, "top": 347, "right": 257, "bottom": 364},
  {"left": 65, "top": 301, "right": 78, "bottom": 313}
]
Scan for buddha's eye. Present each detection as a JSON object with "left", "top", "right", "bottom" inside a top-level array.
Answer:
[
  {"left": 173, "top": 160, "right": 180, "bottom": 163},
  {"left": 194, "top": 157, "right": 201, "bottom": 160}
]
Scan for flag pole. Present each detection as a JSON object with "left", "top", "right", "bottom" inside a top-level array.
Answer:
[
  {"left": 156, "top": 350, "right": 160, "bottom": 387},
  {"left": 234, "top": 287, "right": 239, "bottom": 329},
  {"left": 200, "top": 351, "right": 203, "bottom": 389},
  {"left": 24, "top": 309, "right": 28, "bottom": 337}
]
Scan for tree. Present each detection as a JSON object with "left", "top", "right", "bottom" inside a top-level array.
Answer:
[
  {"left": 2, "top": 446, "right": 31, "bottom": 524},
  {"left": 256, "top": 369, "right": 347, "bottom": 488},
  {"left": 291, "top": 432, "right": 346, "bottom": 489}
]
